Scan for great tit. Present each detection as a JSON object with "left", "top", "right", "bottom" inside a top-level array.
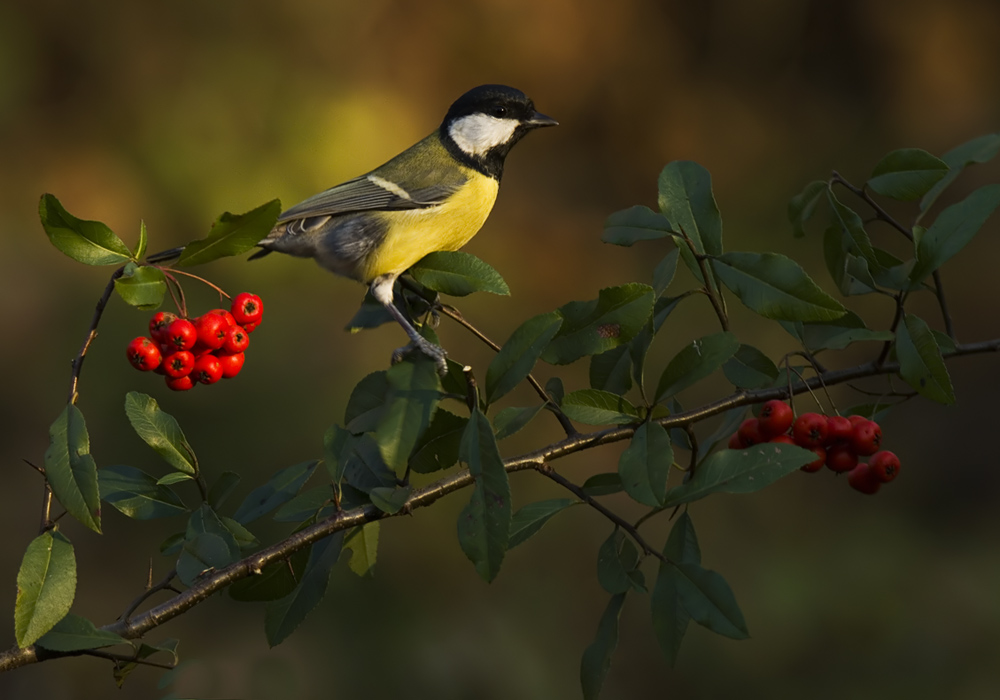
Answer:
[{"left": 251, "top": 84, "right": 557, "bottom": 371}]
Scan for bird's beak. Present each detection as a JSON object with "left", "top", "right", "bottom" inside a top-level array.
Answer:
[{"left": 526, "top": 111, "right": 558, "bottom": 128}]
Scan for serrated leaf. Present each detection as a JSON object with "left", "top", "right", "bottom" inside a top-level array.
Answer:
[
  {"left": 207, "top": 471, "right": 241, "bottom": 511},
  {"left": 134, "top": 220, "right": 148, "bottom": 261},
  {"left": 601, "top": 205, "right": 673, "bottom": 246},
  {"left": 43, "top": 404, "right": 101, "bottom": 533},
  {"left": 265, "top": 532, "right": 344, "bottom": 646},
  {"left": 665, "top": 442, "right": 816, "bottom": 506},
  {"left": 655, "top": 331, "right": 739, "bottom": 403},
  {"left": 910, "top": 184, "right": 1000, "bottom": 284},
  {"left": 374, "top": 357, "right": 441, "bottom": 474},
  {"left": 99, "top": 465, "right": 187, "bottom": 519},
  {"left": 580, "top": 593, "right": 626, "bottom": 700},
  {"left": 827, "top": 189, "right": 879, "bottom": 269},
  {"left": 799, "top": 311, "right": 894, "bottom": 352},
  {"left": 233, "top": 461, "right": 318, "bottom": 525},
  {"left": 408, "top": 409, "right": 466, "bottom": 473},
  {"left": 344, "top": 371, "right": 389, "bottom": 434},
  {"left": 895, "top": 314, "right": 955, "bottom": 404},
  {"left": 921, "top": 133, "right": 1000, "bottom": 213},
  {"left": 114, "top": 263, "right": 166, "bottom": 309},
  {"left": 322, "top": 424, "right": 350, "bottom": 483},
  {"left": 345, "top": 289, "right": 395, "bottom": 332},
  {"left": 542, "top": 284, "right": 655, "bottom": 365},
  {"left": 545, "top": 376, "right": 565, "bottom": 405},
  {"left": 15, "top": 532, "right": 76, "bottom": 648},
  {"left": 112, "top": 638, "right": 179, "bottom": 688},
  {"left": 561, "top": 389, "right": 639, "bottom": 426},
  {"left": 342, "top": 433, "right": 396, "bottom": 494},
  {"left": 156, "top": 472, "right": 193, "bottom": 486},
  {"left": 485, "top": 312, "right": 563, "bottom": 405},
  {"left": 629, "top": 295, "right": 688, "bottom": 392},
  {"left": 657, "top": 161, "right": 723, "bottom": 256},
  {"left": 673, "top": 561, "right": 748, "bottom": 639},
  {"left": 370, "top": 486, "right": 411, "bottom": 514},
  {"left": 409, "top": 251, "right": 509, "bottom": 296},
  {"left": 230, "top": 547, "right": 311, "bottom": 602},
  {"left": 176, "top": 533, "right": 234, "bottom": 587},
  {"left": 35, "top": 613, "right": 126, "bottom": 652},
  {"left": 652, "top": 248, "right": 680, "bottom": 296},
  {"left": 39, "top": 194, "right": 133, "bottom": 266},
  {"left": 712, "top": 252, "right": 846, "bottom": 322},
  {"left": 618, "top": 422, "right": 673, "bottom": 507},
  {"left": 456, "top": 409, "right": 511, "bottom": 582},
  {"left": 508, "top": 498, "right": 575, "bottom": 548},
  {"left": 868, "top": 148, "right": 949, "bottom": 201},
  {"left": 823, "top": 223, "right": 878, "bottom": 296},
  {"left": 344, "top": 523, "right": 379, "bottom": 577},
  {"left": 493, "top": 404, "right": 546, "bottom": 441},
  {"left": 651, "top": 512, "right": 700, "bottom": 666},
  {"left": 186, "top": 504, "right": 240, "bottom": 558},
  {"left": 723, "top": 344, "right": 779, "bottom": 390},
  {"left": 273, "top": 485, "right": 337, "bottom": 523},
  {"left": 597, "top": 529, "right": 642, "bottom": 594},
  {"left": 589, "top": 345, "right": 633, "bottom": 395},
  {"left": 582, "top": 473, "right": 624, "bottom": 497},
  {"left": 124, "top": 392, "right": 197, "bottom": 475},
  {"left": 159, "top": 532, "right": 184, "bottom": 557},
  {"left": 788, "top": 180, "right": 826, "bottom": 238},
  {"left": 176, "top": 199, "right": 281, "bottom": 267}
]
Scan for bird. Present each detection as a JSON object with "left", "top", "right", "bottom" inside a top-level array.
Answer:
[{"left": 250, "top": 84, "right": 557, "bottom": 372}]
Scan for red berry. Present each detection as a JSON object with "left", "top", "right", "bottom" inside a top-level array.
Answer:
[
  {"left": 851, "top": 419, "right": 882, "bottom": 456},
  {"left": 826, "top": 444, "right": 859, "bottom": 473},
  {"left": 769, "top": 434, "right": 796, "bottom": 445},
  {"left": 848, "top": 415, "right": 869, "bottom": 427},
  {"left": 195, "top": 313, "right": 228, "bottom": 350},
  {"left": 231, "top": 292, "right": 263, "bottom": 326},
  {"left": 727, "top": 432, "right": 743, "bottom": 449},
  {"left": 737, "top": 418, "right": 765, "bottom": 447},
  {"left": 800, "top": 446, "right": 826, "bottom": 473},
  {"left": 192, "top": 354, "right": 223, "bottom": 385},
  {"left": 162, "top": 350, "right": 195, "bottom": 378},
  {"left": 149, "top": 311, "right": 178, "bottom": 343},
  {"left": 792, "top": 412, "right": 829, "bottom": 448},
  {"left": 825, "top": 415, "right": 853, "bottom": 445},
  {"left": 242, "top": 319, "right": 260, "bottom": 333},
  {"left": 126, "top": 337, "right": 162, "bottom": 371},
  {"left": 848, "top": 463, "right": 881, "bottom": 494},
  {"left": 758, "top": 400, "right": 794, "bottom": 438},
  {"left": 209, "top": 308, "right": 237, "bottom": 327},
  {"left": 166, "top": 375, "right": 195, "bottom": 392},
  {"left": 166, "top": 319, "right": 197, "bottom": 351},
  {"left": 217, "top": 351, "right": 245, "bottom": 378},
  {"left": 222, "top": 325, "right": 249, "bottom": 354},
  {"left": 869, "top": 450, "right": 900, "bottom": 483}
]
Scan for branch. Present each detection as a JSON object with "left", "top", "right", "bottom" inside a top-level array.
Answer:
[
  {"left": 3, "top": 337, "right": 999, "bottom": 673},
  {"left": 68, "top": 267, "right": 125, "bottom": 405}
]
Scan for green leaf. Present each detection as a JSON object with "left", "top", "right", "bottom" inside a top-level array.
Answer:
[
  {"left": 134, "top": 220, "right": 148, "bottom": 261},
  {"left": 322, "top": 424, "right": 351, "bottom": 482},
  {"left": 597, "top": 529, "right": 643, "bottom": 594},
  {"left": 618, "top": 422, "right": 673, "bottom": 507},
  {"left": 601, "top": 205, "right": 673, "bottom": 246},
  {"left": 159, "top": 532, "right": 184, "bottom": 557},
  {"left": 542, "top": 284, "right": 656, "bottom": 365},
  {"left": 665, "top": 442, "right": 817, "bottom": 506},
  {"left": 342, "top": 433, "right": 396, "bottom": 493},
  {"left": 712, "top": 251, "right": 846, "bottom": 322},
  {"left": 176, "top": 199, "right": 281, "bottom": 267},
  {"left": 207, "top": 471, "right": 241, "bottom": 511},
  {"left": 493, "top": 404, "right": 546, "bottom": 441},
  {"left": 868, "top": 148, "right": 949, "bottom": 201},
  {"left": 43, "top": 404, "right": 101, "bottom": 533},
  {"left": 652, "top": 248, "right": 680, "bottom": 296},
  {"left": 344, "top": 371, "right": 389, "bottom": 434},
  {"left": 657, "top": 161, "right": 723, "bottom": 256},
  {"left": 698, "top": 407, "right": 748, "bottom": 459},
  {"left": 344, "top": 523, "right": 380, "bottom": 577},
  {"left": 589, "top": 345, "right": 633, "bottom": 395},
  {"left": 509, "top": 499, "right": 575, "bottom": 548},
  {"left": 15, "top": 532, "right": 76, "bottom": 648},
  {"left": 651, "top": 513, "right": 699, "bottom": 666},
  {"left": 629, "top": 295, "right": 687, "bottom": 391},
  {"left": 823, "top": 224, "right": 877, "bottom": 296},
  {"left": 233, "top": 461, "right": 318, "bottom": 525},
  {"left": 265, "top": 533, "right": 344, "bottom": 646},
  {"left": 485, "top": 312, "right": 563, "bottom": 405},
  {"left": 799, "top": 311, "right": 894, "bottom": 352},
  {"left": 220, "top": 516, "right": 259, "bottom": 550},
  {"left": 582, "top": 473, "right": 624, "bottom": 497},
  {"left": 39, "top": 194, "right": 133, "bottom": 266},
  {"left": 114, "top": 263, "right": 167, "bottom": 309},
  {"left": 788, "top": 180, "right": 826, "bottom": 238},
  {"left": 374, "top": 357, "right": 441, "bottom": 474},
  {"left": 673, "top": 561, "right": 749, "bottom": 639},
  {"left": 99, "top": 465, "right": 187, "bottom": 519},
  {"left": 921, "top": 133, "right": 1000, "bottom": 213},
  {"left": 545, "top": 376, "right": 565, "bottom": 405},
  {"left": 910, "top": 184, "right": 1000, "bottom": 284},
  {"left": 655, "top": 331, "right": 740, "bottom": 403},
  {"left": 456, "top": 409, "right": 511, "bottom": 582},
  {"left": 230, "top": 548, "right": 310, "bottom": 602},
  {"left": 895, "top": 314, "right": 955, "bottom": 404},
  {"left": 370, "top": 486, "right": 411, "bottom": 514},
  {"left": 156, "top": 472, "right": 193, "bottom": 486},
  {"left": 580, "top": 593, "right": 626, "bottom": 700},
  {"left": 723, "top": 344, "right": 779, "bottom": 390},
  {"left": 409, "top": 250, "right": 509, "bottom": 296},
  {"left": 124, "top": 392, "right": 198, "bottom": 475},
  {"left": 827, "top": 189, "right": 879, "bottom": 268},
  {"left": 409, "top": 409, "right": 467, "bottom": 473},
  {"left": 176, "top": 533, "right": 234, "bottom": 587},
  {"left": 561, "top": 389, "right": 639, "bottom": 426},
  {"left": 273, "top": 485, "right": 338, "bottom": 523},
  {"left": 113, "top": 639, "right": 179, "bottom": 688},
  {"left": 35, "top": 613, "right": 126, "bottom": 652},
  {"left": 345, "top": 289, "right": 395, "bottom": 332}
]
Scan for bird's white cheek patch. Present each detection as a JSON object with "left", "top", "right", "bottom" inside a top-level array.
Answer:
[{"left": 449, "top": 114, "right": 519, "bottom": 156}]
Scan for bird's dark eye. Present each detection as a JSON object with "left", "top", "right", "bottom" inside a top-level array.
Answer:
[{"left": 490, "top": 105, "right": 508, "bottom": 118}]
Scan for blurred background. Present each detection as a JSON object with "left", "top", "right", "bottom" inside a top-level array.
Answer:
[{"left": 2, "top": 0, "right": 1000, "bottom": 697}]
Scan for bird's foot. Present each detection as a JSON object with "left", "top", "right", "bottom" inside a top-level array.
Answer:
[{"left": 391, "top": 336, "right": 449, "bottom": 376}]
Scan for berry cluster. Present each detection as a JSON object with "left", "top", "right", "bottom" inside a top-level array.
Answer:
[
  {"left": 728, "top": 400, "right": 900, "bottom": 495},
  {"left": 126, "top": 293, "right": 263, "bottom": 392}
]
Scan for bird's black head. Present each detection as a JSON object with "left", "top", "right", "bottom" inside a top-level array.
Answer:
[{"left": 440, "top": 84, "right": 557, "bottom": 179}]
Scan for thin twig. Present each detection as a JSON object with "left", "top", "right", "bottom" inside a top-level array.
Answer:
[
  {"left": 68, "top": 267, "right": 126, "bottom": 405},
  {"left": 678, "top": 229, "right": 728, "bottom": 332},
  {"left": 933, "top": 270, "right": 956, "bottom": 339},
  {"left": 39, "top": 484, "right": 53, "bottom": 535},
  {"left": 118, "top": 569, "right": 180, "bottom": 622},
  {"left": 79, "top": 649, "right": 175, "bottom": 670},
  {"left": 153, "top": 266, "right": 230, "bottom": 302}
]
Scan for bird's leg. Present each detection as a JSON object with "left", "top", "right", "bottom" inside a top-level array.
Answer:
[{"left": 370, "top": 274, "right": 448, "bottom": 375}]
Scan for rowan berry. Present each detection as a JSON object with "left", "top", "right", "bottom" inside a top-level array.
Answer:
[{"left": 758, "top": 400, "right": 794, "bottom": 438}]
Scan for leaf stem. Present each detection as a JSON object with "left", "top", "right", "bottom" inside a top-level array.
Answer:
[{"left": 68, "top": 266, "right": 126, "bottom": 405}]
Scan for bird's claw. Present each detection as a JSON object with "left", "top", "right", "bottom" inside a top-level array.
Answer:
[{"left": 391, "top": 337, "right": 449, "bottom": 376}]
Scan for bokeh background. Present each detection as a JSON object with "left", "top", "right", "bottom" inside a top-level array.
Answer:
[{"left": 2, "top": 0, "right": 1000, "bottom": 697}]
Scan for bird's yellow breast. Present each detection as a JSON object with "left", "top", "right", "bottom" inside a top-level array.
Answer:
[{"left": 360, "top": 173, "right": 500, "bottom": 282}]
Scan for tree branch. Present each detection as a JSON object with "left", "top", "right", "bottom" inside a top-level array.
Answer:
[{"left": 68, "top": 266, "right": 125, "bottom": 405}]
